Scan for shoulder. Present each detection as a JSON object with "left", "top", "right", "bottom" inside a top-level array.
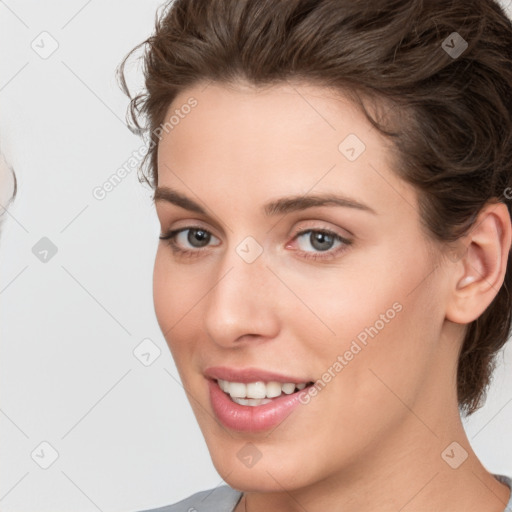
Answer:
[{"left": 137, "top": 485, "right": 243, "bottom": 512}]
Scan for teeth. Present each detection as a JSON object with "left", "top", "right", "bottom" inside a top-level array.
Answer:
[
  {"left": 217, "top": 379, "right": 309, "bottom": 400},
  {"left": 281, "top": 383, "right": 296, "bottom": 394},
  {"left": 247, "top": 381, "right": 267, "bottom": 399},
  {"left": 228, "top": 382, "right": 247, "bottom": 398},
  {"left": 266, "top": 381, "right": 282, "bottom": 398},
  {"left": 231, "top": 397, "right": 273, "bottom": 406}
]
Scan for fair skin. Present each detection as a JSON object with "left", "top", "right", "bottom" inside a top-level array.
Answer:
[{"left": 153, "top": 80, "right": 511, "bottom": 512}]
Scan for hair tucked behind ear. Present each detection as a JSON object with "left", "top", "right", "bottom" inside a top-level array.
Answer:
[{"left": 118, "top": 0, "right": 512, "bottom": 416}]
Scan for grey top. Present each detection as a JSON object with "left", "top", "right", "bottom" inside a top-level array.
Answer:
[{"left": 139, "top": 473, "right": 512, "bottom": 512}]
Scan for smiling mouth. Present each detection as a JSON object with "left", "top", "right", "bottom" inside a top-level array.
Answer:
[{"left": 215, "top": 378, "right": 315, "bottom": 406}]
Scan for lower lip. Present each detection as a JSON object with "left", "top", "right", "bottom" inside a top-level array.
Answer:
[{"left": 207, "top": 379, "right": 311, "bottom": 432}]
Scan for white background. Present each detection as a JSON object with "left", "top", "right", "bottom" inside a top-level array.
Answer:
[{"left": 0, "top": 1, "right": 511, "bottom": 511}]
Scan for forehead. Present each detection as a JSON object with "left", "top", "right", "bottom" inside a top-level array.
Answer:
[
  {"left": 157, "top": 80, "right": 417, "bottom": 217},
  {"left": 165, "top": 80, "right": 372, "bottom": 147}
]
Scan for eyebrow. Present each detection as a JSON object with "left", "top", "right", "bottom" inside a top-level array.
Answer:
[{"left": 153, "top": 186, "right": 377, "bottom": 216}]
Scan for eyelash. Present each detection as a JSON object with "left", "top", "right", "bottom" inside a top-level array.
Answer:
[{"left": 159, "top": 225, "right": 353, "bottom": 262}]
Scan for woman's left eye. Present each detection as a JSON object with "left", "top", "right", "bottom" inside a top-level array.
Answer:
[
  {"left": 290, "top": 229, "right": 352, "bottom": 261},
  {"left": 159, "top": 226, "right": 352, "bottom": 261}
]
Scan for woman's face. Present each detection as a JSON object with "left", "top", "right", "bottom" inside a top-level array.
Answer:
[{"left": 153, "top": 81, "right": 458, "bottom": 491}]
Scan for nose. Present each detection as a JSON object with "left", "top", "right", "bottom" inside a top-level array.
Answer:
[{"left": 203, "top": 240, "right": 281, "bottom": 348}]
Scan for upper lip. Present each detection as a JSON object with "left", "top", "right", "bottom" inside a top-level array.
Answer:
[{"left": 204, "top": 366, "right": 312, "bottom": 384}]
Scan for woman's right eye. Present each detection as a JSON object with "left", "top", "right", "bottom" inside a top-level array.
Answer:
[{"left": 159, "top": 227, "right": 221, "bottom": 257}]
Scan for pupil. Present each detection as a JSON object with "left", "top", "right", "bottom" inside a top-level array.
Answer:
[
  {"left": 189, "top": 229, "right": 209, "bottom": 247},
  {"left": 311, "top": 232, "right": 333, "bottom": 251}
]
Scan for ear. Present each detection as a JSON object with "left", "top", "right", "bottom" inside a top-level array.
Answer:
[{"left": 445, "top": 201, "right": 512, "bottom": 324}]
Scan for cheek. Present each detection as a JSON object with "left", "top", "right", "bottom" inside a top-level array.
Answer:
[
  {"left": 290, "top": 245, "right": 440, "bottom": 408},
  {"left": 152, "top": 251, "right": 198, "bottom": 344},
  {"left": 300, "top": 241, "right": 437, "bottom": 347},
  {"left": 153, "top": 250, "right": 201, "bottom": 312},
  {"left": 279, "top": 263, "right": 408, "bottom": 357},
  {"left": 153, "top": 251, "right": 217, "bottom": 371},
  {"left": 152, "top": 251, "right": 174, "bottom": 332}
]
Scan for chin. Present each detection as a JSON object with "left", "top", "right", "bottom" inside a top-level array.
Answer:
[{"left": 206, "top": 441, "right": 321, "bottom": 492}]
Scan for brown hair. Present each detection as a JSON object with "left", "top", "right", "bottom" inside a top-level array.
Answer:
[{"left": 118, "top": 0, "right": 512, "bottom": 416}]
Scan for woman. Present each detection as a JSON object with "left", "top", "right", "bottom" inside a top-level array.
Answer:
[{"left": 119, "top": 0, "right": 512, "bottom": 510}]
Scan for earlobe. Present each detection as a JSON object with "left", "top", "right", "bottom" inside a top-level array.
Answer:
[{"left": 446, "top": 201, "right": 512, "bottom": 324}]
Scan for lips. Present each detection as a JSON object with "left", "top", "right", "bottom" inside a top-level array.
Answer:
[{"left": 204, "top": 366, "right": 314, "bottom": 432}]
